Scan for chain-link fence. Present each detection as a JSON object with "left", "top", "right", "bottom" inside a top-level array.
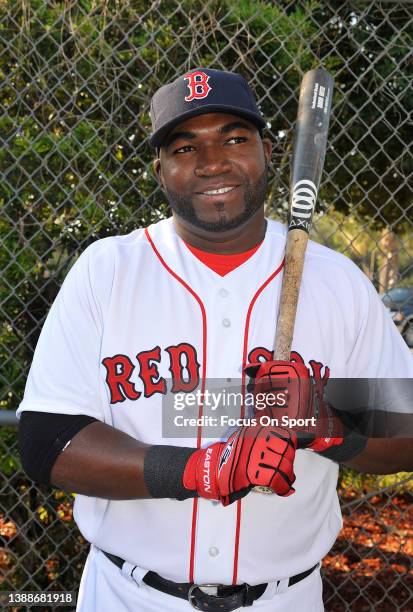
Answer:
[{"left": 1, "top": 0, "right": 412, "bottom": 610}]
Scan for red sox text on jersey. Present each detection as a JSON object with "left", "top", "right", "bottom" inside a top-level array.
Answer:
[{"left": 102, "top": 348, "right": 329, "bottom": 404}]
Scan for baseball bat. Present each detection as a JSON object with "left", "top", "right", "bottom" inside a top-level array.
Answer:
[
  {"left": 274, "top": 68, "right": 334, "bottom": 359},
  {"left": 254, "top": 68, "right": 333, "bottom": 495}
]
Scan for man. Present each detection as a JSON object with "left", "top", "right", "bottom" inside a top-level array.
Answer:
[{"left": 18, "top": 68, "right": 413, "bottom": 611}]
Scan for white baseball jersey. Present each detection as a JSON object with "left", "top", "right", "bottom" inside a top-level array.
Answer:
[{"left": 18, "top": 217, "right": 413, "bottom": 588}]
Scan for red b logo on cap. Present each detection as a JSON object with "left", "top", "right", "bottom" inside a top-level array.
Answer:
[{"left": 184, "top": 71, "right": 211, "bottom": 102}]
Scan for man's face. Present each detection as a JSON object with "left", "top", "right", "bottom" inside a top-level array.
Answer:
[{"left": 154, "top": 113, "right": 272, "bottom": 233}]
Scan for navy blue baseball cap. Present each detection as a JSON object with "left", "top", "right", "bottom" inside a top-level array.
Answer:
[{"left": 149, "top": 68, "right": 267, "bottom": 149}]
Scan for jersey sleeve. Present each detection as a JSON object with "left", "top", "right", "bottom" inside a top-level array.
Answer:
[
  {"left": 17, "top": 242, "right": 112, "bottom": 420},
  {"left": 345, "top": 265, "right": 413, "bottom": 378}
]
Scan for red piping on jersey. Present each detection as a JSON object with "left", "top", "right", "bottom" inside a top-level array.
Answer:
[
  {"left": 144, "top": 227, "right": 207, "bottom": 583},
  {"left": 232, "top": 256, "right": 285, "bottom": 585}
]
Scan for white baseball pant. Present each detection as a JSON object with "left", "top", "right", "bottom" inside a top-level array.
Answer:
[{"left": 76, "top": 545, "right": 324, "bottom": 611}]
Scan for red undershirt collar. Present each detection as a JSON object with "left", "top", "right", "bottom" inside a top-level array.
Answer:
[{"left": 183, "top": 240, "right": 263, "bottom": 276}]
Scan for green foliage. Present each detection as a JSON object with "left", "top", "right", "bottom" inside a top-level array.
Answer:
[
  {"left": 0, "top": 428, "right": 20, "bottom": 476},
  {"left": 339, "top": 467, "right": 413, "bottom": 496},
  {"left": 312, "top": 209, "right": 413, "bottom": 287},
  {"left": 0, "top": 472, "right": 88, "bottom": 593}
]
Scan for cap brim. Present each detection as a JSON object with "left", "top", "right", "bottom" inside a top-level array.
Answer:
[{"left": 149, "top": 104, "right": 267, "bottom": 149}]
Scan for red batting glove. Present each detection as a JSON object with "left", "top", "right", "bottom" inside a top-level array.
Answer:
[
  {"left": 245, "top": 360, "right": 343, "bottom": 452},
  {"left": 245, "top": 359, "right": 313, "bottom": 422},
  {"left": 183, "top": 425, "right": 297, "bottom": 506}
]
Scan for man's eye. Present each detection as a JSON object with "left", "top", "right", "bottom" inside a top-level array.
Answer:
[
  {"left": 174, "top": 145, "right": 194, "bottom": 154},
  {"left": 226, "top": 136, "right": 247, "bottom": 144}
]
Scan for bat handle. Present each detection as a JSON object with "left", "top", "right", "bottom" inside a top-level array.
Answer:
[
  {"left": 274, "top": 229, "right": 309, "bottom": 360},
  {"left": 253, "top": 231, "right": 309, "bottom": 495}
]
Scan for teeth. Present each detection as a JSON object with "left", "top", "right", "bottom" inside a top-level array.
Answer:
[{"left": 202, "top": 186, "right": 235, "bottom": 195}]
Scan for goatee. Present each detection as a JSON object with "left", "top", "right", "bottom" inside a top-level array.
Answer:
[{"left": 165, "top": 168, "right": 268, "bottom": 233}]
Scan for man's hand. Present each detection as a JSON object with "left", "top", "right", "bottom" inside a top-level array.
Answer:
[
  {"left": 245, "top": 360, "right": 343, "bottom": 452},
  {"left": 183, "top": 425, "right": 297, "bottom": 506}
]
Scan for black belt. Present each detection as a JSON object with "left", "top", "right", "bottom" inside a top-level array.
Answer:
[{"left": 101, "top": 549, "right": 318, "bottom": 611}]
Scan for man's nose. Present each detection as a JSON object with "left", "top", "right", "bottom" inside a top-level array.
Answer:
[{"left": 194, "top": 146, "right": 232, "bottom": 176}]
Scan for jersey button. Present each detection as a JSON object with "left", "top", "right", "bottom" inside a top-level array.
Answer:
[
  {"left": 209, "top": 546, "right": 219, "bottom": 557},
  {"left": 222, "top": 318, "right": 231, "bottom": 327},
  {"left": 219, "top": 288, "right": 228, "bottom": 298}
]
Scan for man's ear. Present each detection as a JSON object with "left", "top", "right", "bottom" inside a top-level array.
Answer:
[
  {"left": 262, "top": 137, "right": 272, "bottom": 167},
  {"left": 153, "top": 158, "right": 164, "bottom": 189}
]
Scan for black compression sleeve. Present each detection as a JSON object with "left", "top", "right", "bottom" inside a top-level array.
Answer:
[
  {"left": 312, "top": 405, "right": 369, "bottom": 463},
  {"left": 144, "top": 445, "right": 197, "bottom": 500},
  {"left": 18, "top": 411, "right": 98, "bottom": 485},
  {"left": 315, "top": 431, "right": 368, "bottom": 462}
]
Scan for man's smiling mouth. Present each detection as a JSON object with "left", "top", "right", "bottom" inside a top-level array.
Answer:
[{"left": 197, "top": 185, "right": 239, "bottom": 196}]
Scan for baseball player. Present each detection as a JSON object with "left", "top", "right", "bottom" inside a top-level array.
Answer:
[{"left": 17, "top": 68, "right": 413, "bottom": 611}]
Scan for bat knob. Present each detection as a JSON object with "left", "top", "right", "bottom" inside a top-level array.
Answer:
[{"left": 252, "top": 486, "right": 275, "bottom": 495}]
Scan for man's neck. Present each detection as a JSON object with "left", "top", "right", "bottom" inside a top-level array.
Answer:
[{"left": 172, "top": 209, "right": 267, "bottom": 254}]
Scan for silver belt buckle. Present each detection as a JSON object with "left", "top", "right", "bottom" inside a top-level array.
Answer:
[{"left": 188, "top": 583, "right": 221, "bottom": 609}]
